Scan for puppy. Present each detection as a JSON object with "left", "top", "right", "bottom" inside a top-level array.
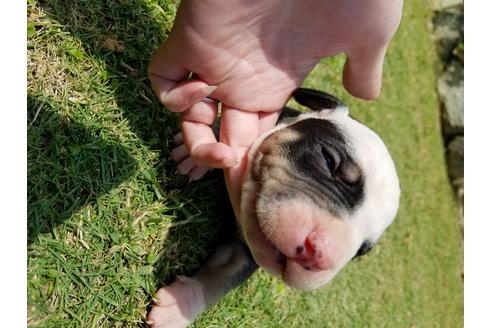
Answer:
[{"left": 147, "top": 88, "right": 400, "bottom": 327}]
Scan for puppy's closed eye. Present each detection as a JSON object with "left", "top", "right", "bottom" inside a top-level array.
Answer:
[
  {"left": 321, "top": 147, "right": 339, "bottom": 172},
  {"left": 318, "top": 144, "right": 361, "bottom": 185}
]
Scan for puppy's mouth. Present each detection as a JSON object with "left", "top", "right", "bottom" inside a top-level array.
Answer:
[
  {"left": 275, "top": 244, "right": 288, "bottom": 267},
  {"left": 242, "top": 203, "right": 287, "bottom": 275},
  {"left": 245, "top": 203, "right": 336, "bottom": 290},
  {"left": 257, "top": 219, "right": 288, "bottom": 270},
  {"left": 240, "top": 129, "right": 311, "bottom": 276}
]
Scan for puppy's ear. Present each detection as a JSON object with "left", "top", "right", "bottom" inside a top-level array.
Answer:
[{"left": 292, "top": 88, "right": 346, "bottom": 112}]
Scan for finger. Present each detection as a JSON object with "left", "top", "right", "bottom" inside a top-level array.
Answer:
[
  {"left": 176, "top": 156, "right": 196, "bottom": 176},
  {"left": 220, "top": 107, "right": 261, "bottom": 218},
  {"left": 148, "top": 43, "right": 217, "bottom": 112},
  {"left": 220, "top": 107, "right": 260, "bottom": 150},
  {"left": 170, "top": 144, "right": 189, "bottom": 163},
  {"left": 149, "top": 76, "right": 217, "bottom": 112},
  {"left": 173, "top": 132, "right": 184, "bottom": 145},
  {"left": 179, "top": 99, "right": 218, "bottom": 126},
  {"left": 148, "top": 42, "right": 189, "bottom": 81},
  {"left": 186, "top": 143, "right": 238, "bottom": 168},
  {"left": 148, "top": 44, "right": 188, "bottom": 109},
  {"left": 342, "top": 44, "right": 388, "bottom": 100},
  {"left": 180, "top": 101, "right": 237, "bottom": 168},
  {"left": 258, "top": 111, "right": 281, "bottom": 134},
  {"left": 189, "top": 166, "right": 210, "bottom": 181}
]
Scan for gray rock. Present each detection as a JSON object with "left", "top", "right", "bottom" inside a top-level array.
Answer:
[
  {"left": 446, "top": 136, "right": 464, "bottom": 181},
  {"left": 438, "top": 60, "right": 464, "bottom": 135},
  {"left": 452, "top": 176, "right": 464, "bottom": 236},
  {"left": 433, "top": 8, "right": 464, "bottom": 62}
]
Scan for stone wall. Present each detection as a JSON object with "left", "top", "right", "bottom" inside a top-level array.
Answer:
[{"left": 432, "top": 0, "right": 464, "bottom": 229}]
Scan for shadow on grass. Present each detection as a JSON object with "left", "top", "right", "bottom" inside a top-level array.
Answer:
[
  {"left": 35, "top": 0, "right": 230, "bottom": 302},
  {"left": 151, "top": 170, "right": 231, "bottom": 285},
  {"left": 27, "top": 94, "right": 137, "bottom": 245}
]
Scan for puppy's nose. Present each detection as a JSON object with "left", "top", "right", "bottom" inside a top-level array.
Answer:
[{"left": 293, "top": 231, "right": 333, "bottom": 271}]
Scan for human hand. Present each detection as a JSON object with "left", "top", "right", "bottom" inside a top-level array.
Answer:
[{"left": 148, "top": 0, "right": 403, "bottom": 215}]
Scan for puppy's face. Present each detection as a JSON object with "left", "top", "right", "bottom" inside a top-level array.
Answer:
[{"left": 240, "top": 104, "right": 400, "bottom": 290}]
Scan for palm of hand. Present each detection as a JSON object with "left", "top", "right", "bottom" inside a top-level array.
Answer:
[{"left": 148, "top": 0, "right": 402, "bottom": 215}]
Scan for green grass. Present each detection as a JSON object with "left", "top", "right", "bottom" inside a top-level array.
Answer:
[{"left": 27, "top": 0, "right": 463, "bottom": 327}]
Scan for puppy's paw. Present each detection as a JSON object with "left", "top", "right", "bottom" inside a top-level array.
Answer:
[
  {"left": 170, "top": 133, "right": 210, "bottom": 181},
  {"left": 147, "top": 276, "right": 206, "bottom": 328}
]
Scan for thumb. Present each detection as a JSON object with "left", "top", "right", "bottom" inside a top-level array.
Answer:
[
  {"left": 148, "top": 43, "right": 217, "bottom": 112},
  {"left": 342, "top": 44, "right": 388, "bottom": 100},
  {"left": 220, "top": 107, "right": 260, "bottom": 218}
]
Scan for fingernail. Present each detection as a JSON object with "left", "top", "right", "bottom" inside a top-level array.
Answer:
[
  {"left": 202, "top": 97, "right": 217, "bottom": 103},
  {"left": 222, "top": 158, "right": 240, "bottom": 167},
  {"left": 190, "top": 85, "right": 217, "bottom": 103},
  {"left": 189, "top": 173, "right": 199, "bottom": 182},
  {"left": 190, "top": 169, "right": 209, "bottom": 181},
  {"left": 201, "top": 85, "right": 218, "bottom": 96}
]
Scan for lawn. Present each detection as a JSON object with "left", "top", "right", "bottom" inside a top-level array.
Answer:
[{"left": 27, "top": 0, "right": 463, "bottom": 327}]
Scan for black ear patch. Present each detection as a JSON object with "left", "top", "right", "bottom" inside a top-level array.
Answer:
[{"left": 292, "top": 88, "right": 345, "bottom": 111}]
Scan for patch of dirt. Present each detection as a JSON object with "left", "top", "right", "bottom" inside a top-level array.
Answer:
[{"left": 102, "top": 35, "right": 125, "bottom": 53}]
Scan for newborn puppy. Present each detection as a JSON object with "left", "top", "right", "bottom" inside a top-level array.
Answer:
[{"left": 147, "top": 88, "right": 400, "bottom": 327}]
